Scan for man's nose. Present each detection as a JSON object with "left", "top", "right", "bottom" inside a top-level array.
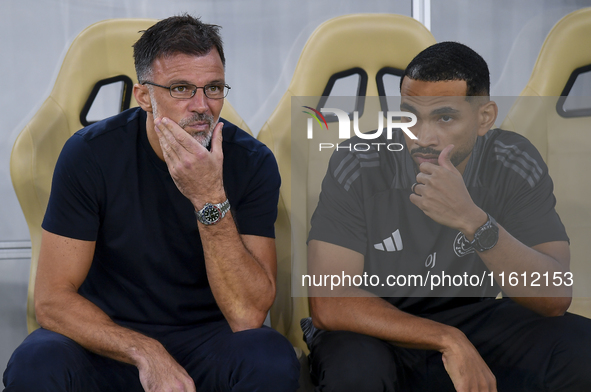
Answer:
[
  {"left": 412, "top": 121, "right": 438, "bottom": 147},
  {"left": 188, "top": 88, "right": 209, "bottom": 113}
]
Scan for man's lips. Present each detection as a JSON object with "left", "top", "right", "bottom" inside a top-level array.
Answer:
[
  {"left": 413, "top": 153, "right": 439, "bottom": 165},
  {"left": 185, "top": 121, "right": 210, "bottom": 131}
]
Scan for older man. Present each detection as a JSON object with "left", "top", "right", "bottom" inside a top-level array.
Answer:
[{"left": 4, "top": 15, "right": 299, "bottom": 392}]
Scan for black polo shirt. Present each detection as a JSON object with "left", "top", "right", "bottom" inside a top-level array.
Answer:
[
  {"left": 43, "top": 107, "right": 280, "bottom": 330},
  {"left": 308, "top": 128, "right": 568, "bottom": 315}
]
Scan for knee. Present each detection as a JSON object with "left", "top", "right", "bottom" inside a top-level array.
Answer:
[
  {"left": 230, "top": 328, "right": 300, "bottom": 392},
  {"left": 310, "top": 332, "right": 398, "bottom": 392},
  {"left": 547, "top": 353, "right": 591, "bottom": 392},
  {"left": 544, "top": 314, "right": 591, "bottom": 391},
  {"left": 3, "top": 329, "right": 78, "bottom": 391},
  {"left": 313, "top": 352, "right": 397, "bottom": 392},
  {"left": 548, "top": 338, "right": 591, "bottom": 390}
]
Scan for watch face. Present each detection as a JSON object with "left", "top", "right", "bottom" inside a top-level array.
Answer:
[
  {"left": 202, "top": 205, "right": 221, "bottom": 223},
  {"left": 478, "top": 225, "right": 499, "bottom": 249}
]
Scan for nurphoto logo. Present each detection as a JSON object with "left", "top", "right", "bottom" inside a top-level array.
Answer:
[{"left": 303, "top": 107, "right": 418, "bottom": 152}]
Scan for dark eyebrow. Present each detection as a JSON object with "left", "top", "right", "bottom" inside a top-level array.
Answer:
[
  {"left": 169, "top": 80, "right": 192, "bottom": 85},
  {"left": 430, "top": 107, "right": 460, "bottom": 116},
  {"left": 399, "top": 102, "right": 460, "bottom": 116},
  {"left": 169, "top": 79, "right": 226, "bottom": 86},
  {"left": 206, "top": 79, "right": 226, "bottom": 85}
]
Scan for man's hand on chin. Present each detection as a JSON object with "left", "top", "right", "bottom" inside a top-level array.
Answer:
[
  {"left": 410, "top": 144, "right": 487, "bottom": 237},
  {"left": 154, "top": 117, "right": 226, "bottom": 208}
]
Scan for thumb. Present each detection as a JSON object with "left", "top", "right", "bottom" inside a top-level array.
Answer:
[
  {"left": 211, "top": 122, "right": 224, "bottom": 156},
  {"left": 438, "top": 144, "right": 455, "bottom": 171}
]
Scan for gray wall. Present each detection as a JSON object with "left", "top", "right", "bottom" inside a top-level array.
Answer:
[{"left": 1, "top": 0, "right": 590, "bottom": 373}]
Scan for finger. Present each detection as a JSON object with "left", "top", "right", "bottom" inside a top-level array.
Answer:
[
  {"left": 418, "top": 161, "right": 438, "bottom": 174},
  {"left": 210, "top": 122, "right": 224, "bottom": 157},
  {"left": 411, "top": 182, "right": 426, "bottom": 197},
  {"left": 181, "top": 368, "right": 196, "bottom": 392},
  {"left": 438, "top": 144, "right": 455, "bottom": 171},
  {"left": 155, "top": 118, "right": 180, "bottom": 152},
  {"left": 409, "top": 192, "right": 422, "bottom": 207},
  {"left": 154, "top": 118, "right": 180, "bottom": 161},
  {"left": 184, "top": 377, "right": 197, "bottom": 392},
  {"left": 415, "top": 172, "right": 429, "bottom": 187},
  {"left": 160, "top": 117, "right": 200, "bottom": 154}
]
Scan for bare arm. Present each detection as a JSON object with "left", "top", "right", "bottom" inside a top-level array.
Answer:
[
  {"left": 476, "top": 232, "right": 570, "bottom": 316},
  {"left": 154, "top": 117, "right": 276, "bottom": 331},
  {"left": 411, "top": 145, "right": 571, "bottom": 316},
  {"left": 308, "top": 240, "right": 497, "bottom": 392},
  {"left": 200, "top": 225, "right": 277, "bottom": 331},
  {"left": 35, "top": 229, "right": 196, "bottom": 392}
]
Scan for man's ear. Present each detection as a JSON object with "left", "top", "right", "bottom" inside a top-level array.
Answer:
[
  {"left": 133, "top": 84, "right": 152, "bottom": 113},
  {"left": 477, "top": 100, "right": 498, "bottom": 136}
]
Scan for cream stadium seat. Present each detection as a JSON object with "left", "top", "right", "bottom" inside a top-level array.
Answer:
[
  {"left": 10, "top": 18, "right": 251, "bottom": 334},
  {"left": 501, "top": 7, "right": 591, "bottom": 318},
  {"left": 258, "top": 13, "right": 437, "bottom": 353}
]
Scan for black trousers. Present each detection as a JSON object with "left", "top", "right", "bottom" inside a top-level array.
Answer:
[
  {"left": 3, "top": 319, "right": 300, "bottom": 392},
  {"left": 306, "top": 299, "right": 591, "bottom": 392}
]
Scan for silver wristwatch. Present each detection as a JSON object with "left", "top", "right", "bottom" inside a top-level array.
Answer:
[{"left": 194, "top": 199, "right": 230, "bottom": 225}]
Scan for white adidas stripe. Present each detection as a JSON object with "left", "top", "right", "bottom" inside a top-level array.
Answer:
[
  {"left": 373, "top": 229, "right": 403, "bottom": 252},
  {"left": 392, "top": 229, "right": 403, "bottom": 250}
]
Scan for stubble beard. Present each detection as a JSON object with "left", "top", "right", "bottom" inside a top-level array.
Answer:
[{"left": 178, "top": 113, "right": 217, "bottom": 149}]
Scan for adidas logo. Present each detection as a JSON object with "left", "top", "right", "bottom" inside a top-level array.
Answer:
[{"left": 374, "top": 229, "right": 403, "bottom": 252}]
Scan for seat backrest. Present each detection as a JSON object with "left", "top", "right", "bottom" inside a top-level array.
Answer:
[
  {"left": 10, "top": 18, "right": 251, "bottom": 333},
  {"left": 500, "top": 7, "right": 591, "bottom": 318},
  {"left": 258, "top": 13, "right": 436, "bottom": 350}
]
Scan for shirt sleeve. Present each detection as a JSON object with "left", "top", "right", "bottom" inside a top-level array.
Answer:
[
  {"left": 308, "top": 149, "right": 368, "bottom": 255},
  {"left": 232, "top": 145, "right": 281, "bottom": 238},
  {"left": 42, "top": 133, "right": 104, "bottom": 241},
  {"left": 493, "top": 133, "right": 569, "bottom": 247}
]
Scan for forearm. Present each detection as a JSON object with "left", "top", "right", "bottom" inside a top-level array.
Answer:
[
  {"left": 476, "top": 226, "right": 571, "bottom": 315},
  {"left": 308, "top": 240, "right": 463, "bottom": 351},
  {"left": 308, "top": 237, "right": 497, "bottom": 390},
  {"left": 311, "top": 292, "right": 497, "bottom": 391},
  {"left": 310, "top": 291, "right": 467, "bottom": 353},
  {"left": 199, "top": 211, "right": 276, "bottom": 331},
  {"left": 35, "top": 288, "right": 170, "bottom": 367},
  {"left": 457, "top": 206, "right": 571, "bottom": 315},
  {"left": 35, "top": 230, "right": 195, "bottom": 391}
]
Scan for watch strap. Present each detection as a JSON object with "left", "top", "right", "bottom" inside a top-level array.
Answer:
[
  {"left": 470, "top": 213, "right": 499, "bottom": 252},
  {"left": 195, "top": 199, "right": 230, "bottom": 225}
]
